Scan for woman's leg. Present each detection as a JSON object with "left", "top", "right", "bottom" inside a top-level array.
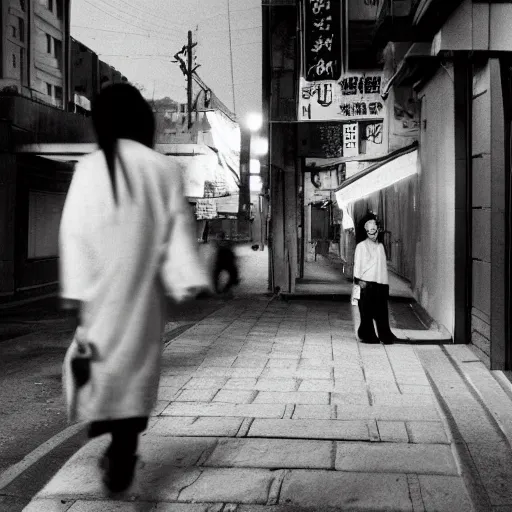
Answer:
[
  {"left": 91, "top": 417, "right": 148, "bottom": 492},
  {"left": 374, "top": 284, "right": 397, "bottom": 343},
  {"left": 357, "top": 285, "right": 379, "bottom": 343}
]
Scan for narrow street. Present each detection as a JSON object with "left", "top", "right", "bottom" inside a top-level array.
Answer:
[{"left": 1, "top": 248, "right": 512, "bottom": 511}]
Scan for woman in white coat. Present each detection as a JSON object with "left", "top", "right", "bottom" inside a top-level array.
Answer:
[
  {"left": 59, "top": 83, "right": 207, "bottom": 492},
  {"left": 353, "top": 214, "right": 398, "bottom": 345}
]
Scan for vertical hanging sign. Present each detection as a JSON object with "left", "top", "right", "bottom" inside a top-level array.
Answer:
[
  {"left": 342, "top": 123, "right": 359, "bottom": 157},
  {"left": 304, "top": 0, "right": 342, "bottom": 82}
]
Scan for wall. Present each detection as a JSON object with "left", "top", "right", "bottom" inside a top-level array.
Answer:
[
  {"left": 31, "top": 0, "right": 67, "bottom": 106},
  {"left": 1, "top": 0, "right": 29, "bottom": 91},
  {"left": 416, "top": 66, "right": 456, "bottom": 335},
  {"left": 470, "top": 58, "right": 507, "bottom": 369}
]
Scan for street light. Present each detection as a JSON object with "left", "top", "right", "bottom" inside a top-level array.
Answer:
[{"left": 246, "top": 112, "right": 263, "bottom": 133}]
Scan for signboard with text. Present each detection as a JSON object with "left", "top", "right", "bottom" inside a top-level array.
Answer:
[
  {"left": 299, "top": 72, "right": 384, "bottom": 121},
  {"left": 303, "top": 0, "right": 343, "bottom": 82}
]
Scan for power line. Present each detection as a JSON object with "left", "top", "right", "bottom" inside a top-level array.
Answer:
[
  {"left": 96, "top": 0, "right": 188, "bottom": 32},
  {"left": 101, "top": 0, "right": 186, "bottom": 26},
  {"left": 226, "top": 0, "right": 236, "bottom": 113},
  {"left": 81, "top": 0, "right": 185, "bottom": 38},
  {"left": 71, "top": 25, "right": 182, "bottom": 42}
]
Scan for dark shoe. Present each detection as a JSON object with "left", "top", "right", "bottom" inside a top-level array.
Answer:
[
  {"left": 359, "top": 337, "right": 380, "bottom": 344},
  {"left": 380, "top": 335, "right": 398, "bottom": 345},
  {"left": 100, "top": 452, "right": 138, "bottom": 493}
]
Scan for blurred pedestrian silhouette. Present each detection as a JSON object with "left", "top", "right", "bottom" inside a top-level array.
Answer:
[
  {"left": 59, "top": 83, "right": 208, "bottom": 493},
  {"left": 353, "top": 213, "right": 398, "bottom": 345},
  {"left": 213, "top": 231, "right": 240, "bottom": 294}
]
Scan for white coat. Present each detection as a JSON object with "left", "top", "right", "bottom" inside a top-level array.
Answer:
[{"left": 59, "top": 139, "right": 208, "bottom": 423}]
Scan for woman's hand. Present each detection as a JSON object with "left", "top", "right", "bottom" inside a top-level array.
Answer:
[{"left": 359, "top": 280, "right": 366, "bottom": 289}]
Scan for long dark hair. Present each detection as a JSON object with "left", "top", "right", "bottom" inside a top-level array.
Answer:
[{"left": 91, "top": 83, "right": 155, "bottom": 203}]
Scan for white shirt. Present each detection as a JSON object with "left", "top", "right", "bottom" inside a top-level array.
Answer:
[{"left": 353, "top": 238, "right": 389, "bottom": 285}]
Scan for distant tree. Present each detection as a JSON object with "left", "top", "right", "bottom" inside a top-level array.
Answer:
[{"left": 152, "top": 96, "right": 179, "bottom": 112}]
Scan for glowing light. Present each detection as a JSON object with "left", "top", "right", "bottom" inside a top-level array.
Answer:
[
  {"left": 246, "top": 112, "right": 263, "bottom": 132},
  {"left": 251, "top": 136, "right": 268, "bottom": 156}
]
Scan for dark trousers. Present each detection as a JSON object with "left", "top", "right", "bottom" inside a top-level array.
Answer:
[
  {"left": 89, "top": 417, "right": 148, "bottom": 459},
  {"left": 357, "top": 282, "right": 395, "bottom": 341},
  {"left": 214, "top": 247, "right": 239, "bottom": 293}
]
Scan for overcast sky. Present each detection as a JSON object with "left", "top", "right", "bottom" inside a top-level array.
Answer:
[{"left": 70, "top": 0, "right": 262, "bottom": 121}]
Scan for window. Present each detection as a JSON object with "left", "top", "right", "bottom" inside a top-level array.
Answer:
[
  {"left": 46, "top": 83, "right": 52, "bottom": 96},
  {"left": 46, "top": 33, "right": 52, "bottom": 53},
  {"left": 54, "top": 86, "right": 63, "bottom": 103},
  {"left": 20, "top": 0, "right": 26, "bottom": 11},
  {"left": 9, "top": 19, "right": 24, "bottom": 41},
  {"left": 54, "top": 38, "right": 62, "bottom": 67},
  {"left": 12, "top": 54, "right": 17, "bottom": 68},
  {"left": 39, "top": 0, "right": 54, "bottom": 11},
  {"left": 56, "top": 0, "right": 63, "bottom": 19}
]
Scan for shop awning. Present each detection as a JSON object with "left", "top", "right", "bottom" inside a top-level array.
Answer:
[{"left": 335, "top": 143, "right": 418, "bottom": 206}]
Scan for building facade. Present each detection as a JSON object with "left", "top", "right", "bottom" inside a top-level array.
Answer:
[
  {"left": 0, "top": 0, "right": 128, "bottom": 304},
  {"left": 263, "top": 0, "right": 512, "bottom": 370}
]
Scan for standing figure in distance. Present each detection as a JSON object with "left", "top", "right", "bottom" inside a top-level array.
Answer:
[
  {"left": 353, "top": 214, "right": 398, "bottom": 345},
  {"left": 59, "top": 83, "right": 207, "bottom": 493},
  {"left": 213, "top": 231, "right": 240, "bottom": 295}
]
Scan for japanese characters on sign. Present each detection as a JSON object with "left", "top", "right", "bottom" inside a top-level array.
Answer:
[
  {"left": 304, "top": 0, "right": 342, "bottom": 82},
  {"left": 342, "top": 123, "right": 359, "bottom": 157},
  {"left": 298, "top": 72, "right": 384, "bottom": 121}
]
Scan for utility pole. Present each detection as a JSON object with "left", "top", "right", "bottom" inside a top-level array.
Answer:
[
  {"left": 173, "top": 30, "right": 199, "bottom": 130},
  {"left": 187, "top": 30, "right": 193, "bottom": 129}
]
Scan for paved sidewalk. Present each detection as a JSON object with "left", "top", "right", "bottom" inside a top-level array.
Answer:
[{"left": 24, "top": 297, "right": 480, "bottom": 511}]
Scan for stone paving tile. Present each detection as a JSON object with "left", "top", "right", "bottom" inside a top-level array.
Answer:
[
  {"left": 193, "top": 367, "right": 236, "bottom": 378},
  {"left": 253, "top": 391, "right": 330, "bottom": 405},
  {"left": 292, "top": 405, "right": 334, "bottom": 420},
  {"left": 213, "top": 389, "right": 256, "bottom": 403},
  {"left": 407, "top": 421, "right": 448, "bottom": 444},
  {"left": 162, "top": 402, "right": 285, "bottom": 418},
  {"left": 370, "top": 393, "right": 436, "bottom": 407},
  {"left": 297, "top": 358, "right": 334, "bottom": 368},
  {"left": 418, "top": 475, "right": 473, "bottom": 512},
  {"left": 399, "top": 384, "right": 433, "bottom": 395},
  {"left": 335, "top": 442, "right": 458, "bottom": 475},
  {"left": 224, "top": 378, "right": 258, "bottom": 390},
  {"left": 232, "top": 358, "right": 269, "bottom": 369},
  {"left": 159, "top": 375, "right": 191, "bottom": 388},
  {"left": 377, "top": 421, "right": 409, "bottom": 443},
  {"left": 265, "top": 359, "right": 300, "bottom": 369},
  {"left": 465, "top": 440, "right": 512, "bottom": 506},
  {"left": 331, "top": 392, "right": 370, "bottom": 406},
  {"left": 184, "top": 378, "right": 228, "bottom": 390},
  {"left": 279, "top": 470, "right": 412, "bottom": 511},
  {"left": 23, "top": 500, "right": 76, "bottom": 512},
  {"left": 255, "top": 378, "right": 298, "bottom": 392},
  {"left": 68, "top": 502, "right": 155, "bottom": 511},
  {"left": 178, "top": 468, "right": 275, "bottom": 504},
  {"left": 249, "top": 419, "right": 370, "bottom": 440},
  {"left": 174, "top": 389, "right": 218, "bottom": 402},
  {"left": 158, "top": 387, "right": 181, "bottom": 401},
  {"left": 200, "top": 357, "right": 238, "bottom": 367},
  {"left": 36, "top": 437, "right": 202, "bottom": 501},
  {"left": 154, "top": 504, "right": 221, "bottom": 512},
  {"left": 140, "top": 436, "right": 217, "bottom": 467},
  {"left": 151, "top": 400, "right": 171, "bottom": 416},
  {"left": 151, "top": 417, "right": 243, "bottom": 437},
  {"left": 203, "top": 438, "right": 333, "bottom": 469},
  {"left": 334, "top": 405, "right": 440, "bottom": 422},
  {"left": 297, "top": 379, "right": 335, "bottom": 392}
]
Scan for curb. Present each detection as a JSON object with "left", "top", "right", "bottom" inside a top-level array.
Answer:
[{"left": 421, "top": 367, "right": 491, "bottom": 512}]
